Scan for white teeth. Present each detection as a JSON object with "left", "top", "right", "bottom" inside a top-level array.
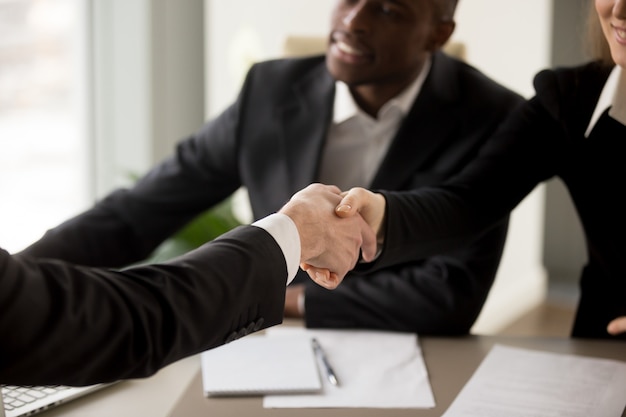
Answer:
[
  {"left": 336, "top": 41, "right": 363, "bottom": 56},
  {"left": 617, "top": 28, "right": 626, "bottom": 40}
]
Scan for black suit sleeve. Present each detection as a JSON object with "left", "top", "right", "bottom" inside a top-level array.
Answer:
[
  {"left": 302, "top": 217, "right": 509, "bottom": 335},
  {"left": 357, "top": 64, "right": 626, "bottom": 340},
  {"left": 0, "top": 225, "right": 286, "bottom": 386},
  {"left": 375, "top": 88, "right": 561, "bottom": 267}
]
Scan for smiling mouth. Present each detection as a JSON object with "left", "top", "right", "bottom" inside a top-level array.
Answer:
[
  {"left": 335, "top": 40, "right": 365, "bottom": 56},
  {"left": 616, "top": 27, "right": 626, "bottom": 41}
]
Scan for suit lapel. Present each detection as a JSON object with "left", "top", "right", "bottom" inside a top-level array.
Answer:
[
  {"left": 371, "top": 53, "right": 462, "bottom": 189},
  {"left": 277, "top": 64, "right": 335, "bottom": 194}
]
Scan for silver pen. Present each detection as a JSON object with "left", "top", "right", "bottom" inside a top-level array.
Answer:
[{"left": 311, "top": 337, "right": 340, "bottom": 386}]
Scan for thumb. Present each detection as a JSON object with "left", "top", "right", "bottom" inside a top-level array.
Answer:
[{"left": 335, "top": 189, "right": 360, "bottom": 218}]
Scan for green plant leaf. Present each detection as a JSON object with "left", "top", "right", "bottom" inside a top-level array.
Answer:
[{"left": 146, "top": 197, "right": 242, "bottom": 263}]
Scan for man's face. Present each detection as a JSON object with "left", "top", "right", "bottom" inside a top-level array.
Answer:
[{"left": 326, "top": 0, "right": 443, "bottom": 87}]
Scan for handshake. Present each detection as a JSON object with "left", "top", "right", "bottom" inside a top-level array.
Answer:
[
  {"left": 279, "top": 184, "right": 626, "bottom": 337},
  {"left": 278, "top": 183, "right": 386, "bottom": 290}
]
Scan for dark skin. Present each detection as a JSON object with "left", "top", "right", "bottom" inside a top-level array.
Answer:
[
  {"left": 284, "top": 0, "right": 456, "bottom": 318},
  {"left": 326, "top": 0, "right": 456, "bottom": 117}
]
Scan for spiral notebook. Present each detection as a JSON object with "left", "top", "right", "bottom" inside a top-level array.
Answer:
[{"left": 200, "top": 333, "right": 322, "bottom": 397}]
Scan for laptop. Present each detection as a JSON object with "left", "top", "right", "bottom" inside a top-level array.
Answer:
[{"left": 1, "top": 383, "right": 111, "bottom": 417}]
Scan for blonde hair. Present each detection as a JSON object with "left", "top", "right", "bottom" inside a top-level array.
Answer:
[{"left": 584, "top": 0, "right": 614, "bottom": 64}]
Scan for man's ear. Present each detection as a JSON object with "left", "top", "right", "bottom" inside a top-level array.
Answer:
[{"left": 429, "top": 21, "right": 455, "bottom": 51}]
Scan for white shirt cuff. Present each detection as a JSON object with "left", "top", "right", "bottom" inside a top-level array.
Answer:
[{"left": 252, "top": 213, "right": 301, "bottom": 285}]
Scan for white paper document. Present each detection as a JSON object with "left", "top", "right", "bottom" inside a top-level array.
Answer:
[
  {"left": 263, "top": 327, "right": 435, "bottom": 409},
  {"left": 442, "top": 344, "right": 626, "bottom": 417}
]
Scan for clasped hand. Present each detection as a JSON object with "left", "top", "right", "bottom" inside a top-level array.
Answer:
[
  {"left": 280, "top": 184, "right": 385, "bottom": 289},
  {"left": 283, "top": 185, "right": 626, "bottom": 337}
]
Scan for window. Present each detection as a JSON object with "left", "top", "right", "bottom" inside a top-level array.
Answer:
[{"left": 0, "top": 0, "right": 89, "bottom": 252}]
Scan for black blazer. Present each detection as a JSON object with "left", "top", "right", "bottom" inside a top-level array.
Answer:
[
  {"left": 377, "top": 61, "right": 626, "bottom": 339},
  {"left": 2, "top": 225, "right": 287, "bottom": 385},
  {"left": 19, "top": 52, "right": 523, "bottom": 335}
]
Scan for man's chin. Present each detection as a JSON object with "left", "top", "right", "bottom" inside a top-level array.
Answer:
[{"left": 326, "top": 58, "right": 369, "bottom": 86}]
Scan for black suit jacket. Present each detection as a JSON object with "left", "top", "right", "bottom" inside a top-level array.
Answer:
[
  {"left": 2, "top": 225, "right": 287, "bottom": 385},
  {"left": 19, "top": 52, "right": 523, "bottom": 334},
  {"left": 376, "top": 61, "right": 626, "bottom": 339}
]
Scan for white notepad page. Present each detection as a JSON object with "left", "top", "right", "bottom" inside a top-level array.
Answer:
[
  {"left": 264, "top": 327, "right": 435, "bottom": 409},
  {"left": 201, "top": 333, "right": 322, "bottom": 396}
]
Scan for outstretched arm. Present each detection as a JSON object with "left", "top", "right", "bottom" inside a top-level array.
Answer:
[
  {"left": 1, "top": 184, "right": 375, "bottom": 386},
  {"left": 1, "top": 225, "right": 289, "bottom": 386}
]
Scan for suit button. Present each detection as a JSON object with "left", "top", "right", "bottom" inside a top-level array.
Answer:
[
  {"left": 252, "top": 318, "right": 264, "bottom": 331},
  {"left": 224, "top": 331, "right": 238, "bottom": 344}
]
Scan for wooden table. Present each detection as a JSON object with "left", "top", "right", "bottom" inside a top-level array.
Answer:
[{"left": 167, "top": 335, "right": 626, "bottom": 417}]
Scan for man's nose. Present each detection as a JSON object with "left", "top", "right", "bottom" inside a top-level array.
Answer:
[{"left": 342, "top": 1, "right": 369, "bottom": 31}]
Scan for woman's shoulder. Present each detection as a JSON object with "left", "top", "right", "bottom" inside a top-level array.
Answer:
[
  {"left": 534, "top": 60, "right": 613, "bottom": 96},
  {"left": 531, "top": 60, "right": 613, "bottom": 122}
]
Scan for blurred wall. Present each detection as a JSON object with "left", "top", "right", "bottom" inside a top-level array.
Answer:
[
  {"left": 542, "top": 0, "right": 588, "bottom": 294},
  {"left": 91, "top": 0, "right": 205, "bottom": 196}
]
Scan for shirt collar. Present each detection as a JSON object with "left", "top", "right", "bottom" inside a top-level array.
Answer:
[
  {"left": 585, "top": 65, "right": 626, "bottom": 137},
  {"left": 333, "top": 56, "right": 432, "bottom": 124}
]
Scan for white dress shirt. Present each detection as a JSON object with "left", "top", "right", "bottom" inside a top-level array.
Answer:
[
  {"left": 585, "top": 65, "right": 626, "bottom": 137},
  {"left": 252, "top": 213, "right": 300, "bottom": 285},
  {"left": 251, "top": 59, "right": 433, "bottom": 298},
  {"left": 317, "top": 58, "right": 431, "bottom": 190}
]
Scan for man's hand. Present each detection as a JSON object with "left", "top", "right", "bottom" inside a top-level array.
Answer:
[
  {"left": 279, "top": 183, "right": 376, "bottom": 289},
  {"left": 607, "top": 316, "right": 626, "bottom": 335},
  {"left": 300, "top": 186, "right": 387, "bottom": 283}
]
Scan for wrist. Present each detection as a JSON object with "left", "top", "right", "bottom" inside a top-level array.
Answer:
[
  {"left": 297, "top": 291, "right": 306, "bottom": 316},
  {"left": 279, "top": 201, "right": 319, "bottom": 262}
]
